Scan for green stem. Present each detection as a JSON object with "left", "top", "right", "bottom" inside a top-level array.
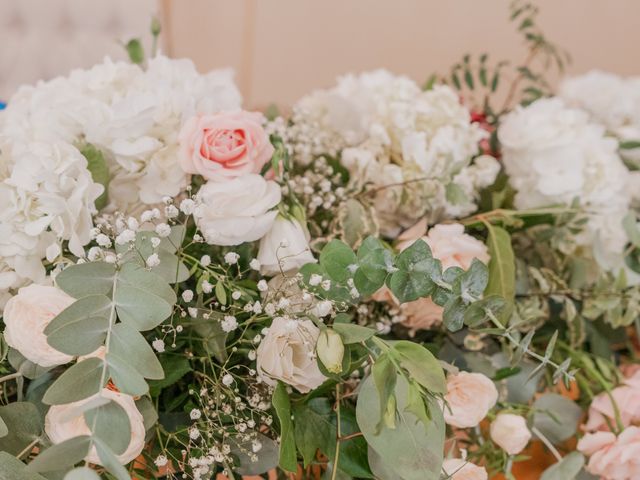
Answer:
[
  {"left": 0, "top": 372, "right": 21, "bottom": 384},
  {"left": 331, "top": 384, "right": 342, "bottom": 480}
]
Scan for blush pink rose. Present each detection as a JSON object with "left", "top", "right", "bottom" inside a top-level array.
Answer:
[
  {"left": 179, "top": 111, "right": 274, "bottom": 181},
  {"left": 443, "top": 371, "right": 498, "bottom": 428},
  {"left": 578, "top": 427, "right": 640, "bottom": 480},
  {"left": 442, "top": 458, "right": 488, "bottom": 480},
  {"left": 490, "top": 413, "right": 531, "bottom": 455},
  {"left": 583, "top": 370, "right": 640, "bottom": 432}
]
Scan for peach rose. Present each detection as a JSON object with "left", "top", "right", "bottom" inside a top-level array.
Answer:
[
  {"left": 583, "top": 370, "right": 640, "bottom": 432},
  {"left": 578, "top": 427, "right": 640, "bottom": 479},
  {"left": 3, "top": 284, "right": 75, "bottom": 367},
  {"left": 179, "top": 111, "right": 274, "bottom": 181},
  {"left": 256, "top": 316, "right": 327, "bottom": 393},
  {"left": 443, "top": 371, "right": 498, "bottom": 428},
  {"left": 490, "top": 413, "right": 531, "bottom": 455},
  {"left": 442, "top": 458, "right": 488, "bottom": 480},
  {"left": 45, "top": 388, "right": 146, "bottom": 466}
]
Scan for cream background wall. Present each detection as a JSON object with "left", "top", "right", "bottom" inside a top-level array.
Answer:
[{"left": 161, "top": 0, "right": 640, "bottom": 108}]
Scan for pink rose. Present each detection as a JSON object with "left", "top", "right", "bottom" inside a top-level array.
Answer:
[
  {"left": 578, "top": 427, "right": 640, "bottom": 479},
  {"left": 443, "top": 371, "right": 498, "bottom": 428},
  {"left": 490, "top": 413, "right": 531, "bottom": 455},
  {"left": 442, "top": 458, "right": 488, "bottom": 480},
  {"left": 583, "top": 370, "right": 640, "bottom": 432},
  {"left": 179, "top": 111, "right": 274, "bottom": 181}
]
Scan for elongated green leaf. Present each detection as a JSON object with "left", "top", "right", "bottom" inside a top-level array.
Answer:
[
  {"left": 0, "top": 402, "right": 42, "bottom": 455},
  {"left": 0, "top": 416, "right": 7, "bottom": 438},
  {"left": 232, "top": 433, "right": 280, "bottom": 476},
  {"left": 81, "top": 144, "right": 110, "bottom": 210},
  {"left": 356, "top": 376, "right": 444, "bottom": 480},
  {"left": 372, "top": 354, "right": 397, "bottom": 430},
  {"left": 56, "top": 262, "right": 116, "bottom": 298},
  {"left": 114, "top": 263, "right": 176, "bottom": 330},
  {"left": 43, "top": 358, "right": 106, "bottom": 405},
  {"left": 109, "top": 323, "right": 163, "bottom": 379},
  {"left": 106, "top": 353, "right": 148, "bottom": 396},
  {"left": 85, "top": 400, "right": 131, "bottom": 455},
  {"left": 45, "top": 295, "right": 112, "bottom": 356},
  {"left": 484, "top": 225, "right": 515, "bottom": 302},
  {"left": 8, "top": 350, "right": 50, "bottom": 380},
  {"left": 64, "top": 466, "right": 102, "bottom": 480},
  {"left": 532, "top": 393, "right": 582, "bottom": 444},
  {"left": 332, "top": 323, "right": 376, "bottom": 344},
  {"left": 26, "top": 435, "right": 91, "bottom": 472},
  {"left": 93, "top": 437, "right": 130, "bottom": 480},
  {"left": 293, "top": 399, "right": 334, "bottom": 467},
  {"left": 0, "top": 452, "right": 47, "bottom": 480},
  {"left": 392, "top": 341, "right": 446, "bottom": 394},
  {"left": 272, "top": 382, "right": 297, "bottom": 472},
  {"left": 540, "top": 452, "right": 585, "bottom": 480}
]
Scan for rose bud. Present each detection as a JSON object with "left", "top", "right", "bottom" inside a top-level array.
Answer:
[{"left": 317, "top": 328, "right": 344, "bottom": 374}]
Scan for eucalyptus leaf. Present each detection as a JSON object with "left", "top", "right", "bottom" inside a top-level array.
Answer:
[
  {"left": 8, "top": 349, "right": 50, "bottom": 380},
  {"left": 354, "top": 236, "right": 392, "bottom": 296},
  {"left": 0, "top": 451, "right": 47, "bottom": 480},
  {"left": 332, "top": 323, "right": 376, "bottom": 344},
  {"left": 392, "top": 341, "right": 446, "bottom": 394},
  {"left": 106, "top": 353, "right": 149, "bottom": 396},
  {"left": 293, "top": 399, "right": 334, "bottom": 467},
  {"left": 232, "top": 433, "right": 279, "bottom": 476},
  {"left": 0, "top": 402, "right": 42, "bottom": 456},
  {"left": 81, "top": 144, "right": 109, "bottom": 210},
  {"left": 540, "top": 452, "right": 585, "bottom": 480},
  {"left": 533, "top": 393, "right": 582, "bottom": 444},
  {"left": 93, "top": 437, "right": 130, "bottom": 480},
  {"left": 320, "top": 239, "right": 357, "bottom": 283},
  {"left": 64, "top": 466, "right": 101, "bottom": 480},
  {"left": 0, "top": 416, "right": 7, "bottom": 438},
  {"left": 109, "top": 323, "right": 163, "bottom": 379},
  {"left": 26, "top": 435, "right": 91, "bottom": 473},
  {"left": 42, "top": 358, "right": 106, "bottom": 405},
  {"left": 85, "top": 399, "right": 131, "bottom": 455},
  {"left": 389, "top": 240, "right": 439, "bottom": 303},
  {"left": 55, "top": 262, "right": 116, "bottom": 298}
]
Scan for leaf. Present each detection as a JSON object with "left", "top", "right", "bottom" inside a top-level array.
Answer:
[
  {"left": 272, "top": 382, "right": 297, "bottom": 472},
  {"left": 464, "top": 295, "right": 508, "bottom": 328},
  {"left": 532, "top": 393, "right": 582, "bottom": 444},
  {"left": 372, "top": 354, "right": 397, "bottom": 430},
  {"left": 338, "top": 199, "right": 379, "bottom": 249},
  {"left": 109, "top": 323, "right": 163, "bottom": 379},
  {"left": 320, "top": 239, "right": 357, "bottom": 283},
  {"left": 106, "top": 353, "right": 148, "bottom": 396},
  {"left": 623, "top": 212, "right": 640, "bottom": 248},
  {"left": 135, "top": 397, "right": 159, "bottom": 432},
  {"left": 0, "top": 416, "right": 7, "bottom": 438},
  {"left": 332, "top": 323, "right": 376, "bottom": 344},
  {"left": 356, "top": 375, "right": 444, "bottom": 480},
  {"left": 0, "top": 452, "right": 47, "bottom": 480},
  {"left": 45, "top": 295, "right": 112, "bottom": 356},
  {"left": 43, "top": 358, "right": 106, "bottom": 405},
  {"left": 56, "top": 262, "right": 116, "bottom": 298},
  {"left": 7, "top": 350, "right": 50, "bottom": 380},
  {"left": 64, "top": 467, "right": 102, "bottom": 480},
  {"left": 442, "top": 296, "right": 466, "bottom": 332},
  {"left": 354, "top": 236, "right": 393, "bottom": 297},
  {"left": 293, "top": 399, "right": 334, "bottom": 467},
  {"left": 148, "top": 356, "right": 191, "bottom": 396},
  {"left": 0, "top": 402, "right": 42, "bottom": 456},
  {"left": 26, "top": 435, "right": 91, "bottom": 473},
  {"left": 114, "top": 263, "right": 176, "bottom": 330},
  {"left": 392, "top": 341, "right": 446, "bottom": 394},
  {"left": 93, "top": 437, "right": 130, "bottom": 480},
  {"left": 540, "top": 452, "right": 585, "bottom": 480},
  {"left": 389, "top": 240, "right": 439, "bottom": 303},
  {"left": 456, "top": 258, "right": 489, "bottom": 299},
  {"left": 215, "top": 281, "right": 227, "bottom": 306},
  {"left": 231, "top": 433, "right": 279, "bottom": 476},
  {"left": 329, "top": 407, "right": 373, "bottom": 478},
  {"left": 484, "top": 225, "right": 515, "bottom": 302},
  {"left": 85, "top": 400, "right": 131, "bottom": 455},
  {"left": 124, "top": 38, "right": 144, "bottom": 64},
  {"left": 80, "top": 144, "right": 109, "bottom": 210},
  {"left": 620, "top": 140, "right": 640, "bottom": 150},
  {"left": 405, "top": 381, "right": 431, "bottom": 427}
]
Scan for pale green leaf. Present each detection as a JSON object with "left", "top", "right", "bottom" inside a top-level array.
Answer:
[
  {"left": 109, "top": 323, "right": 163, "bottom": 379},
  {"left": 106, "top": 353, "right": 148, "bottom": 396},
  {"left": 392, "top": 341, "right": 446, "bottom": 394},
  {"left": 540, "top": 452, "right": 585, "bottom": 480},
  {"left": 0, "top": 402, "right": 42, "bottom": 455},
  {"left": 332, "top": 323, "right": 376, "bottom": 344},
  {"left": 485, "top": 224, "right": 515, "bottom": 302},
  {"left": 93, "top": 437, "right": 130, "bottom": 480},
  {"left": 85, "top": 400, "right": 131, "bottom": 455},
  {"left": 272, "top": 382, "right": 296, "bottom": 472},
  {"left": 0, "top": 451, "right": 47, "bottom": 480},
  {"left": 320, "top": 239, "right": 357, "bottom": 283},
  {"left": 64, "top": 466, "right": 102, "bottom": 480},
  {"left": 56, "top": 262, "right": 116, "bottom": 298},
  {"left": 42, "top": 358, "right": 106, "bottom": 405},
  {"left": 81, "top": 144, "right": 109, "bottom": 211},
  {"left": 26, "top": 435, "right": 91, "bottom": 473}
]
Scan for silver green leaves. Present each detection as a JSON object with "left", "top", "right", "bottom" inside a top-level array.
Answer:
[{"left": 389, "top": 239, "right": 440, "bottom": 303}]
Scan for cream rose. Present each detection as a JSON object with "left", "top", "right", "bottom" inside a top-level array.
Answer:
[
  {"left": 179, "top": 111, "right": 274, "bottom": 181},
  {"left": 257, "top": 216, "right": 316, "bottom": 276},
  {"left": 443, "top": 371, "right": 498, "bottom": 428},
  {"left": 45, "top": 388, "right": 146, "bottom": 466},
  {"left": 3, "top": 284, "right": 75, "bottom": 367},
  {"left": 193, "top": 174, "right": 281, "bottom": 246},
  {"left": 256, "top": 316, "right": 327, "bottom": 393},
  {"left": 490, "top": 413, "right": 531, "bottom": 455},
  {"left": 442, "top": 458, "right": 488, "bottom": 480}
]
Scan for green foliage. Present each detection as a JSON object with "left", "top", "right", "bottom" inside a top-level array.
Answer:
[
  {"left": 80, "top": 144, "right": 110, "bottom": 210},
  {"left": 332, "top": 323, "right": 376, "bottom": 344},
  {"left": 353, "top": 236, "right": 394, "bottom": 297},
  {"left": 484, "top": 224, "right": 516, "bottom": 303},
  {"left": 272, "top": 383, "right": 297, "bottom": 472},
  {"left": 0, "top": 452, "right": 47, "bottom": 480},
  {"left": 389, "top": 240, "right": 440, "bottom": 303},
  {"left": 26, "top": 436, "right": 91, "bottom": 473},
  {"left": 532, "top": 393, "right": 582, "bottom": 444},
  {"left": 391, "top": 341, "right": 446, "bottom": 394},
  {"left": 0, "top": 402, "right": 42, "bottom": 456},
  {"left": 540, "top": 452, "right": 585, "bottom": 480},
  {"left": 42, "top": 358, "right": 106, "bottom": 405},
  {"left": 125, "top": 39, "right": 145, "bottom": 64}
]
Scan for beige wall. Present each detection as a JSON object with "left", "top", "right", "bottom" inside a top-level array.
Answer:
[{"left": 162, "top": 0, "right": 639, "bottom": 109}]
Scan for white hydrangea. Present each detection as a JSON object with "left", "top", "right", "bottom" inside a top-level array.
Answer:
[
  {"left": 0, "top": 54, "right": 242, "bottom": 304},
  {"left": 285, "top": 70, "right": 495, "bottom": 235},
  {"left": 499, "top": 97, "right": 633, "bottom": 276}
]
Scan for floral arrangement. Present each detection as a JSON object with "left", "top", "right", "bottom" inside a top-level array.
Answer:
[{"left": 2, "top": 4, "right": 640, "bottom": 480}]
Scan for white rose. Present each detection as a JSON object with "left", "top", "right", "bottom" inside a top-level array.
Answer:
[
  {"left": 193, "top": 175, "right": 281, "bottom": 246},
  {"left": 490, "top": 413, "right": 532, "bottom": 455},
  {"left": 258, "top": 217, "right": 316, "bottom": 276},
  {"left": 3, "top": 284, "right": 74, "bottom": 367},
  {"left": 256, "top": 316, "right": 327, "bottom": 393},
  {"left": 45, "top": 388, "right": 146, "bottom": 466}
]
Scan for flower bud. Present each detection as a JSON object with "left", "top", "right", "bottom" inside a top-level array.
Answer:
[{"left": 317, "top": 329, "right": 344, "bottom": 374}]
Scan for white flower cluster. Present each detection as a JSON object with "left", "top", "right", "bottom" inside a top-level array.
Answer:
[
  {"left": 0, "top": 55, "right": 241, "bottom": 300},
  {"left": 283, "top": 69, "right": 498, "bottom": 234},
  {"left": 560, "top": 70, "right": 640, "bottom": 165},
  {"left": 499, "top": 98, "right": 633, "bottom": 275}
]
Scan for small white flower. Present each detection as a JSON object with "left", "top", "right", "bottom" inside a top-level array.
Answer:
[
  {"left": 150, "top": 237, "right": 161, "bottom": 248},
  {"left": 165, "top": 205, "right": 179, "bottom": 218},
  {"left": 221, "top": 315, "right": 238, "bottom": 332},
  {"left": 104, "top": 253, "right": 117, "bottom": 264},
  {"left": 249, "top": 259, "right": 261, "bottom": 270},
  {"left": 257, "top": 280, "right": 268, "bottom": 292},
  {"left": 141, "top": 210, "right": 155, "bottom": 223},
  {"left": 314, "top": 300, "right": 333, "bottom": 317},
  {"left": 190, "top": 408, "right": 202, "bottom": 420},
  {"left": 222, "top": 374, "right": 234, "bottom": 386},
  {"left": 202, "top": 281, "right": 213, "bottom": 294},
  {"left": 156, "top": 223, "right": 172, "bottom": 237},
  {"left": 224, "top": 252, "right": 240, "bottom": 265},
  {"left": 189, "top": 426, "right": 201, "bottom": 439},
  {"left": 96, "top": 234, "right": 112, "bottom": 248},
  {"left": 321, "top": 280, "right": 331, "bottom": 291},
  {"left": 115, "top": 229, "right": 136, "bottom": 245},
  {"left": 252, "top": 301, "right": 262, "bottom": 314},
  {"left": 146, "top": 253, "right": 161, "bottom": 267},
  {"left": 251, "top": 439, "right": 262, "bottom": 453},
  {"left": 152, "top": 338, "right": 165, "bottom": 353},
  {"left": 248, "top": 350, "right": 256, "bottom": 361},
  {"left": 127, "top": 217, "right": 139, "bottom": 231},
  {"left": 182, "top": 290, "right": 194, "bottom": 303},
  {"left": 87, "top": 247, "right": 102, "bottom": 261},
  {"left": 154, "top": 455, "right": 168, "bottom": 467},
  {"left": 309, "top": 274, "right": 322, "bottom": 286},
  {"left": 200, "top": 255, "right": 211, "bottom": 267},
  {"left": 231, "top": 291, "right": 241, "bottom": 300},
  {"left": 188, "top": 307, "right": 199, "bottom": 318},
  {"left": 176, "top": 325, "right": 183, "bottom": 333},
  {"left": 180, "top": 198, "right": 196, "bottom": 215}
]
